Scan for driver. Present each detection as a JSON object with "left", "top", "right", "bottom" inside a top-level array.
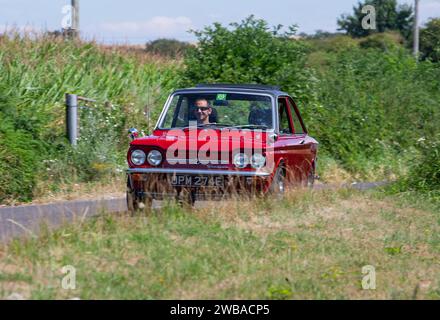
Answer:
[{"left": 194, "top": 98, "right": 213, "bottom": 125}]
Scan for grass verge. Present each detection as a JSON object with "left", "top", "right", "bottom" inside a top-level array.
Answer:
[{"left": 0, "top": 188, "right": 438, "bottom": 299}]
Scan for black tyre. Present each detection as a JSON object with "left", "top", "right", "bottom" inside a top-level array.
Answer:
[
  {"left": 269, "top": 167, "right": 286, "bottom": 197},
  {"left": 307, "top": 167, "right": 315, "bottom": 189},
  {"left": 126, "top": 178, "right": 152, "bottom": 213},
  {"left": 177, "top": 188, "right": 196, "bottom": 207},
  {"left": 126, "top": 189, "right": 138, "bottom": 212}
]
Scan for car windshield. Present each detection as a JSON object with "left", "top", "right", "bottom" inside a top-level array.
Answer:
[{"left": 159, "top": 92, "right": 274, "bottom": 130}]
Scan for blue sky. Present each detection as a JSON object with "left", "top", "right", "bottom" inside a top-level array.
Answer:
[{"left": 1, "top": 0, "right": 439, "bottom": 44}]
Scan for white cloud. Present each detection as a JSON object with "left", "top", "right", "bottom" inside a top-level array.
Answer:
[{"left": 99, "top": 16, "right": 193, "bottom": 38}]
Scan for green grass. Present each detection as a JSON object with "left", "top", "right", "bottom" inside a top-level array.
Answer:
[{"left": 1, "top": 188, "right": 438, "bottom": 299}]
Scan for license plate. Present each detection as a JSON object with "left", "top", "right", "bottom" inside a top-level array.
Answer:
[{"left": 171, "top": 175, "right": 224, "bottom": 187}]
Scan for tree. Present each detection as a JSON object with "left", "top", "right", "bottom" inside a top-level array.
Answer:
[
  {"left": 420, "top": 18, "right": 440, "bottom": 62},
  {"left": 301, "top": 30, "right": 345, "bottom": 40},
  {"left": 145, "top": 38, "right": 193, "bottom": 58},
  {"left": 182, "top": 15, "right": 317, "bottom": 105},
  {"left": 337, "top": 0, "right": 413, "bottom": 39}
]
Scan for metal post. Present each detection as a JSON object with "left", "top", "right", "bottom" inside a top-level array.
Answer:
[
  {"left": 413, "top": 0, "right": 420, "bottom": 59},
  {"left": 66, "top": 93, "right": 78, "bottom": 146}
]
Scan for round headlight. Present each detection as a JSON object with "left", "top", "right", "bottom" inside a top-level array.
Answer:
[
  {"left": 131, "top": 149, "right": 146, "bottom": 165},
  {"left": 233, "top": 153, "right": 249, "bottom": 168},
  {"left": 147, "top": 150, "right": 162, "bottom": 166},
  {"left": 251, "top": 153, "right": 266, "bottom": 169}
]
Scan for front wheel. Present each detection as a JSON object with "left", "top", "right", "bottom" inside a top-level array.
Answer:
[
  {"left": 126, "top": 178, "right": 152, "bottom": 213},
  {"left": 126, "top": 189, "right": 138, "bottom": 212},
  {"left": 306, "top": 167, "right": 315, "bottom": 189},
  {"left": 177, "top": 188, "right": 196, "bottom": 207},
  {"left": 269, "top": 167, "right": 286, "bottom": 198},
  {"left": 127, "top": 191, "right": 153, "bottom": 213}
]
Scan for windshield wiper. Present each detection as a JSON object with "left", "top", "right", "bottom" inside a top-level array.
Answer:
[
  {"left": 229, "top": 124, "right": 269, "bottom": 130},
  {"left": 180, "top": 123, "right": 232, "bottom": 130}
]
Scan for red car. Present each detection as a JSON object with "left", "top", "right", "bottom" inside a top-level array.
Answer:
[{"left": 126, "top": 84, "right": 318, "bottom": 210}]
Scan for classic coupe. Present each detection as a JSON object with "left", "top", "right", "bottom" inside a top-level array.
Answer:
[{"left": 126, "top": 84, "right": 318, "bottom": 210}]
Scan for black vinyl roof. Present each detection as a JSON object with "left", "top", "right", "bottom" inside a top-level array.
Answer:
[
  {"left": 173, "top": 83, "right": 288, "bottom": 96},
  {"left": 196, "top": 83, "right": 281, "bottom": 91}
]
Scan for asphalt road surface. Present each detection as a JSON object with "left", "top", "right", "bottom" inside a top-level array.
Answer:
[
  {"left": 0, "top": 197, "right": 127, "bottom": 242},
  {"left": 0, "top": 181, "right": 388, "bottom": 243}
]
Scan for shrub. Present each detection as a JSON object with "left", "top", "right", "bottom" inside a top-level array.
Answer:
[
  {"left": 306, "top": 47, "right": 440, "bottom": 175},
  {"left": 145, "top": 38, "right": 194, "bottom": 58},
  {"left": 0, "top": 116, "right": 44, "bottom": 202},
  {"left": 420, "top": 18, "right": 440, "bottom": 62},
  {"left": 45, "top": 102, "right": 127, "bottom": 183},
  {"left": 0, "top": 84, "right": 47, "bottom": 202},
  {"left": 359, "top": 31, "right": 404, "bottom": 51},
  {"left": 182, "top": 15, "right": 318, "bottom": 107},
  {"left": 306, "top": 35, "right": 359, "bottom": 53},
  {"left": 405, "top": 135, "right": 440, "bottom": 191}
]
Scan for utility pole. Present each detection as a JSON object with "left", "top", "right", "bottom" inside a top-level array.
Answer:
[
  {"left": 413, "top": 0, "right": 420, "bottom": 59},
  {"left": 71, "top": 0, "right": 79, "bottom": 39}
]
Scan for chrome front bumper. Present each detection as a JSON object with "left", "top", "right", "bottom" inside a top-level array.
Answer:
[
  {"left": 126, "top": 168, "right": 271, "bottom": 200},
  {"left": 126, "top": 168, "right": 271, "bottom": 177}
]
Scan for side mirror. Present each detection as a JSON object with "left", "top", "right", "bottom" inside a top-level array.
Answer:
[
  {"left": 268, "top": 133, "right": 278, "bottom": 143},
  {"left": 128, "top": 128, "right": 139, "bottom": 141}
]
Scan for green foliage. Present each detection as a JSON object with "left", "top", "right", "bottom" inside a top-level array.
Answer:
[
  {"left": 182, "top": 15, "right": 318, "bottom": 106},
  {"left": 405, "top": 135, "right": 440, "bottom": 192},
  {"left": 359, "top": 31, "right": 404, "bottom": 51},
  {"left": 306, "top": 35, "right": 359, "bottom": 53},
  {"left": 305, "top": 35, "right": 359, "bottom": 69},
  {"left": 45, "top": 103, "right": 126, "bottom": 183},
  {"left": 0, "top": 84, "right": 47, "bottom": 202},
  {"left": 266, "top": 285, "right": 294, "bottom": 300},
  {"left": 145, "top": 38, "right": 194, "bottom": 58},
  {"left": 0, "top": 116, "right": 44, "bottom": 202},
  {"left": 182, "top": 16, "right": 439, "bottom": 182},
  {"left": 420, "top": 18, "right": 440, "bottom": 62},
  {"left": 337, "top": 0, "right": 413, "bottom": 39},
  {"left": 305, "top": 47, "right": 440, "bottom": 175},
  {"left": 300, "top": 30, "right": 345, "bottom": 40},
  {"left": 0, "top": 34, "right": 179, "bottom": 203}
]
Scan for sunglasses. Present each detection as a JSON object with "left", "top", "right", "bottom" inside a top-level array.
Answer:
[{"left": 196, "top": 107, "right": 210, "bottom": 111}]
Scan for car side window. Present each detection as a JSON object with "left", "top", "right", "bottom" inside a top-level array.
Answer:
[
  {"left": 175, "top": 97, "right": 189, "bottom": 127},
  {"left": 278, "top": 99, "right": 292, "bottom": 134},
  {"left": 287, "top": 98, "right": 305, "bottom": 134}
]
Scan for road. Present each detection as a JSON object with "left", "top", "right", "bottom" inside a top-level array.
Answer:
[
  {"left": 0, "top": 197, "right": 126, "bottom": 242},
  {"left": 0, "top": 181, "right": 388, "bottom": 242}
]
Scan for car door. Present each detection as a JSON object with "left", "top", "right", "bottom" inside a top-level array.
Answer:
[
  {"left": 286, "top": 96, "right": 316, "bottom": 181},
  {"left": 275, "top": 97, "right": 306, "bottom": 183}
]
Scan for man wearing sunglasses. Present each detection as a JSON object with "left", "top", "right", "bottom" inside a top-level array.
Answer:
[{"left": 194, "top": 98, "right": 213, "bottom": 125}]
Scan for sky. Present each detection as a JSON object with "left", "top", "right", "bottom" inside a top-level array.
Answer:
[{"left": 1, "top": 0, "right": 439, "bottom": 44}]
